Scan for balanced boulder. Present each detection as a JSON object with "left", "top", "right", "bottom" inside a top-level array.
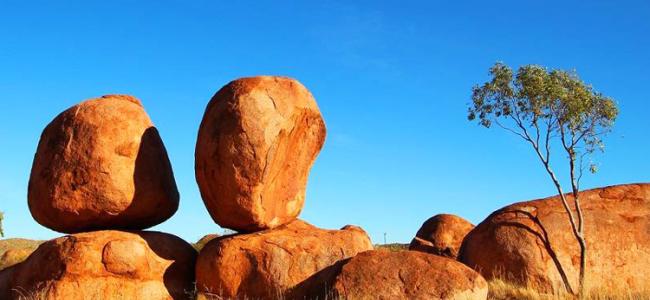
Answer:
[
  {"left": 28, "top": 95, "right": 179, "bottom": 233},
  {"left": 459, "top": 183, "right": 650, "bottom": 294},
  {"left": 329, "top": 250, "right": 488, "bottom": 300},
  {"left": 195, "top": 220, "right": 372, "bottom": 299},
  {"left": 409, "top": 214, "right": 474, "bottom": 259},
  {"left": 6, "top": 230, "right": 196, "bottom": 299},
  {"left": 195, "top": 76, "right": 326, "bottom": 232}
]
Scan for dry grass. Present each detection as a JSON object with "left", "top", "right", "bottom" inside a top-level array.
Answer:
[
  {"left": 488, "top": 278, "right": 650, "bottom": 300},
  {"left": 0, "top": 238, "right": 42, "bottom": 255},
  {"left": 0, "top": 238, "right": 42, "bottom": 271},
  {"left": 11, "top": 285, "right": 49, "bottom": 300},
  {"left": 373, "top": 243, "right": 409, "bottom": 252}
]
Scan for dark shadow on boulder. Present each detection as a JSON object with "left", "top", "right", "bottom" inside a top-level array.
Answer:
[
  {"left": 137, "top": 231, "right": 197, "bottom": 300},
  {"left": 460, "top": 208, "right": 573, "bottom": 293},
  {"left": 127, "top": 126, "right": 179, "bottom": 229},
  {"left": 287, "top": 258, "right": 351, "bottom": 300}
]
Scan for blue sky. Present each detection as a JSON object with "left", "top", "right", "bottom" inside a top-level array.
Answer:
[{"left": 1, "top": 1, "right": 648, "bottom": 244}]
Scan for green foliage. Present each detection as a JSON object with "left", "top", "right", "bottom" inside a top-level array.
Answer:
[
  {"left": 468, "top": 62, "right": 618, "bottom": 174},
  {"left": 0, "top": 211, "right": 4, "bottom": 237}
]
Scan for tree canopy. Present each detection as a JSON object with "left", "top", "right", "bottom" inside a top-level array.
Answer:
[{"left": 468, "top": 63, "right": 618, "bottom": 180}]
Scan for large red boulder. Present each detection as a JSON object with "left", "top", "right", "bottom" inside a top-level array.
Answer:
[
  {"left": 5, "top": 230, "right": 196, "bottom": 299},
  {"left": 28, "top": 95, "right": 179, "bottom": 233},
  {"left": 459, "top": 183, "right": 650, "bottom": 293},
  {"left": 329, "top": 250, "right": 488, "bottom": 300},
  {"left": 195, "top": 220, "right": 372, "bottom": 299},
  {"left": 195, "top": 76, "right": 326, "bottom": 232},
  {"left": 408, "top": 214, "right": 474, "bottom": 259}
]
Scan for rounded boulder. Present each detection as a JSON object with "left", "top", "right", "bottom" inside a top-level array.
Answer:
[
  {"left": 459, "top": 183, "right": 650, "bottom": 294},
  {"left": 195, "top": 76, "right": 326, "bottom": 232},
  {"left": 409, "top": 214, "right": 474, "bottom": 259},
  {"left": 28, "top": 95, "right": 179, "bottom": 233},
  {"left": 329, "top": 250, "right": 488, "bottom": 300}
]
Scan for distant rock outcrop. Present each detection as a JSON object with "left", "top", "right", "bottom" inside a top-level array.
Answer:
[
  {"left": 0, "top": 239, "right": 41, "bottom": 271},
  {"left": 459, "top": 183, "right": 650, "bottom": 293},
  {"left": 193, "top": 233, "right": 220, "bottom": 251},
  {"left": 195, "top": 76, "right": 326, "bottom": 232},
  {"left": 195, "top": 219, "right": 372, "bottom": 299},
  {"left": 328, "top": 250, "right": 488, "bottom": 300},
  {"left": 28, "top": 95, "right": 179, "bottom": 233},
  {"left": 409, "top": 214, "right": 474, "bottom": 259},
  {"left": 7, "top": 230, "right": 196, "bottom": 299}
]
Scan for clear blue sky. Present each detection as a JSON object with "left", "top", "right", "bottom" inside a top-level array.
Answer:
[{"left": 1, "top": 1, "right": 649, "bottom": 244}]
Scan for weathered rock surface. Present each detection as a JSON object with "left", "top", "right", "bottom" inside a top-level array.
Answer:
[
  {"left": 28, "top": 95, "right": 179, "bottom": 233},
  {"left": 195, "top": 220, "right": 372, "bottom": 299},
  {"left": 329, "top": 250, "right": 488, "bottom": 300},
  {"left": 5, "top": 230, "right": 196, "bottom": 300},
  {"left": 195, "top": 76, "right": 326, "bottom": 232},
  {"left": 459, "top": 183, "right": 650, "bottom": 293},
  {"left": 409, "top": 214, "right": 474, "bottom": 259}
]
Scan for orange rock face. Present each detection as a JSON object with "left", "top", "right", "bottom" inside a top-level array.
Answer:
[
  {"left": 459, "top": 183, "right": 650, "bottom": 293},
  {"left": 28, "top": 95, "right": 179, "bottom": 233},
  {"left": 408, "top": 214, "right": 474, "bottom": 259},
  {"left": 329, "top": 250, "right": 488, "bottom": 300},
  {"left": 195, "top": 220, "right": 372, "bottom": 299},
  {"left": 6, "top": 230, "right": 196, "bottom": 299},
  {"left": 195, "top": 76, "right": 326, "bottom": 232}
]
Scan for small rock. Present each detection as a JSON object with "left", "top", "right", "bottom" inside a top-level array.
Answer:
[{"left": 409, "top": 214, "right": 474, "bottom": 259}]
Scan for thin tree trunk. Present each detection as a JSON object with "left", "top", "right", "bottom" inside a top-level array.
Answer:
[
  {"left": 530, "top": 144, "right": 581, "bottom": 295},
  {"left": 543, "top": 165, "right": 581, "bottom": 295},
  {"left": 569, "top": 153, "right": 587, "bottom": 296}
]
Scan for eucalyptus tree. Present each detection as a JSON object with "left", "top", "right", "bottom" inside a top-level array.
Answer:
[
  {"left": 0, "top": 211, "right": 4, "bottom": 237},
  {"left": 467, "top": 62, "right": 618, "bottom": 295}
]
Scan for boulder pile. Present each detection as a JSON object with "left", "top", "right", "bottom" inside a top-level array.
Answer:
[
  {"left": 194, "top": 77, "right": 374, "bottom": 299},
  {"left": 1, "top": 95, "right": 196, "bottom": 299},
  {"left": 11, "top": 76, "right": 648, "bottom": 299}
]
